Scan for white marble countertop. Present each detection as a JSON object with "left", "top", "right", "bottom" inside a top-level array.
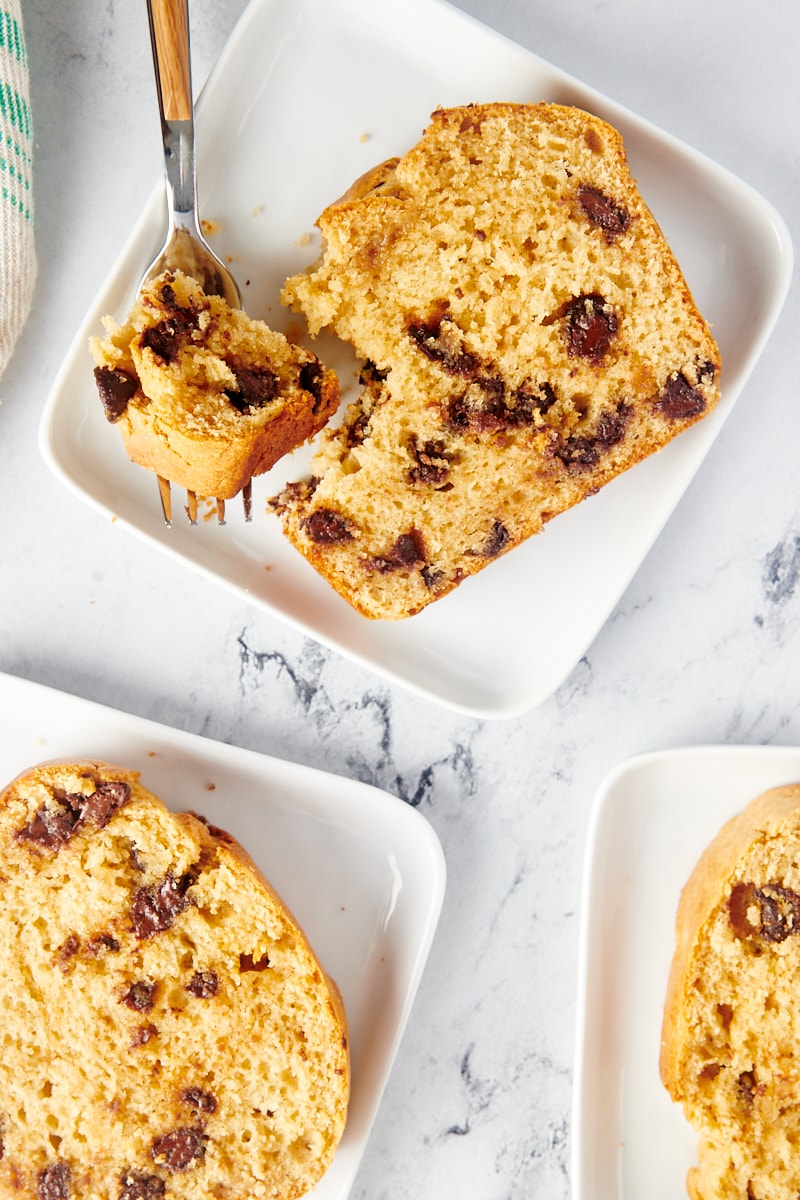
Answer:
[{"left": 2, "top": 1, "right": 798, "bottom": 1196}]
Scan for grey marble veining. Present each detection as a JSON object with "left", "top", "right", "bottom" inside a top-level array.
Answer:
[{"left": 1, "top": 1, "right": 799, "bottom": 1198}]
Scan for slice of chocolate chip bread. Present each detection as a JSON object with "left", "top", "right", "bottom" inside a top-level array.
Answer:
[
  {"left": 275, "top": 102, "right": 721, "bottom": 619},
  {"left": 0, "top": 759, "right": 349, "bottom": 1200},
  {"left": 660, "top": 785, "right": 800, "bottom": 1200},
  {"left": 90, "top": 269, "right": 339, "bottom": 501}
]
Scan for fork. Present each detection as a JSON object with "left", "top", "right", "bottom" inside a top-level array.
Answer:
[{"left": 144, "top": 0, "right": 248, "bottom": 526}]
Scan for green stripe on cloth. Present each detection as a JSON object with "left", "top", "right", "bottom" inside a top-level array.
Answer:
[
  {"left": 0, "top": 9, "right": 26, "bottom": 66},
  {"left": 0, "top": 1, "right": 35, "bottom": 379},
  {"left": 1, "top": 152, "right": 31, "bottom": 190},
  {"left": 2, "top": 183, "right": 31, "bottom": 221},
  {"left": 0, "top": 80, "right": 31, "bottom": 139},
  {"left": 4, "top": 130, "right": 31, "bottom": 166}
]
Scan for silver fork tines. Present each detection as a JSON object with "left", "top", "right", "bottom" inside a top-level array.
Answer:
[
  {"left": 156, "top": 477, "right": 246, "bottom": 527},
  {"left": 157, "top": 475, "right": 173, "bottom": 526}
]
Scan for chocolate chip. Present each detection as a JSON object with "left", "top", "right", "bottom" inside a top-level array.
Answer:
[
  {"left": 391, "top": 530, "right": 429, "bottom": 561},
  {"left": 131, "top": 873, "right": 193, "bottom": 940},
  {"left": 448, "top": 377, "right": 558, "bottom": 435},
  {"left": 119, "top": 1170, "right": 166, "bottom": 1200},
  {"left": 88, "top": 932, "right": 121, "bottom": 956},
  {"left": 140, "top": 307, "right": 198, "bottom": 364},
  {"left": 595, "top": 408, "right": 628, "bottom": 445},
  {"left": 555, "top": 403, "right": 631, "bottom": 471},
  {"left": 655, "top": 371, "right": 707, "bottom": 421},
  {"left": 299, "top": 360, "right": 323, "bottom": 403},
  {"left": 94, "top": 366, "right": 139, "bottom": 422},
  {"left": 754, "top": 885, "right": 800, "bottom": 942},
  {"left": 37, "top": 1162, "right": 71, "bottom": 1200},
  {"left": 555, "top": 436, "right": 601, "bottom": 470},
  {"left": 150, "top": 1129, "right": 205, "bottom": 1173},
  {"left": 129, "top": 844, "right": 146, "bottom": 872},
  {"left": 421, "top": 565, "right": 446, "bottom": 592},
  {"left": 559, "top": 293, "right": 618, "bottom": 361},
  {"left": 79, "top": 781, "right": 131, "bottom": 829},
  {"left": 729, "top": 881, "right": 800, "bottom": 943},
  {"left": 482, "top": 520, "right": 510, "bottom": 558},
  {"left": 513, "top": 381, "right": 557, "bottom": 421},
  {"left": 54, "top": 790, "right": 83, "bottom": 813},
  {"left": 185, "top": 970, "right": 219, "bottom": 998},
  {"left": 343, "top": 408, "right": 371, "bottom": 449},
  {"left": 180, "top": 1088, "right": 217, "bottom": 1114},
  {"left": 358, "top": 360, "right": 389, "bottom": 388},
  {"left": 225, "top": 366, "right": 279, "bottom": 414},
  {"left": 239, "top": 953, "right": 270, "bottom": 972},
  {"left": 122, "top": 981, "right": 157, "bottom": 1012},
  {"left": 447, "top": 377, "right": 507, "bottom": 433},
  {"left": 301, "top": 509, "right": 356, "bottom": 545},
  {"left": 407, "top": 435, "right": 454, "bottom": 486},
  {"left": 577, "top": 184, "right": 631, "bottom": 242},
  {"left": 407, "top": 312, "right": 480, "bottom": 376},
  {"left": 369, "top": 530, "right": 427, "bottom": 574},
  {"left": 270, "top": 478, "right": 319, "bottom": 519},
  {"left": 16, "top": 802, "right": 77, "bottom": 849},
  {"left": 159, "top": 282, "right": 179, "bottom": 310},
  {"left": 16, "top": 780, "right": 131, "bottom": 851}
]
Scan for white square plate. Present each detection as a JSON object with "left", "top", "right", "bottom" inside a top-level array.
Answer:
[
  {"left": 40, "top": 0, "right": 793, "bottom": 719},
  {"left": 0, "top": 670, "right": 446, "bottom": 1199},
  {"left": 573, "top": 745, "right": 800, "bottom": 1200}
]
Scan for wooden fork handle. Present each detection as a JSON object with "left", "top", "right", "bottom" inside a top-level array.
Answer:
[{"left": 147, "top": 0, "right": 192, "bottom": 122}]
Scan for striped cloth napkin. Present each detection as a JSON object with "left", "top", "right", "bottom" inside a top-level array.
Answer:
[{"left": 0, "top": 0, "right": 35, "bottom": 379}]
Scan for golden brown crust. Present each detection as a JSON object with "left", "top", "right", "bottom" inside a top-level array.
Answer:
[
  {"left": 276, "top": 102, "right": 721, "bottom": 620},
  {"left": 0, "top": 758, "right": 349, "bottom": 1200},
  {"left": 329, "top": 157, "right": 405, "bottom": 207}
]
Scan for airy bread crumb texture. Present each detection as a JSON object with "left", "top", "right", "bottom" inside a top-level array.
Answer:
[
  {"left": 660, "top": 785, "right": 800, "bottom": 1200},
  {"left": 274, "top": 102, "right": 721, "bottom": 619},
  {"left": 0, "top": 759, "right": 349, "bottom": 1200},
  {"left": 90, "top": 270, "right": 339, "bottom": 499}
]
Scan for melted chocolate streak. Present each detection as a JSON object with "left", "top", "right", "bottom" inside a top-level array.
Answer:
[{"left": 235, "top": 632, "right": 479, "bottom": 808}]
